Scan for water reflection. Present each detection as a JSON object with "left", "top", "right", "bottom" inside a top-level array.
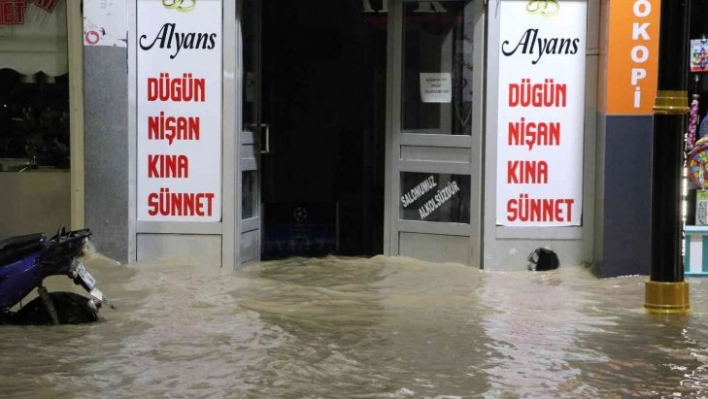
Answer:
[
  {"left": 478, "top": 269, "right": 602, "bottom": 398},
  {"left": 1, "top": 254, "right": 708, "bottom": 398}
]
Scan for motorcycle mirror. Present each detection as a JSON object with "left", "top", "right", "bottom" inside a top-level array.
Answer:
[{"left": 52, "top": 225, "right": 67, "bottom": 241}]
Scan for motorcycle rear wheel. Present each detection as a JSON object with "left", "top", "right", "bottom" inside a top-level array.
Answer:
[{"left": 12, "top": 292, "right": 99, "bottom": 325}]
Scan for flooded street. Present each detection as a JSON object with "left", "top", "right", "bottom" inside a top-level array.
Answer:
[{"left": 3, "top": 254, "right": 708, "bottom": 398}]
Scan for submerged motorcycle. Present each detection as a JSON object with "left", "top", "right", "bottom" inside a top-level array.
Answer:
[{"left": 0, "top": 227, "right": 114, "bottom": 325}]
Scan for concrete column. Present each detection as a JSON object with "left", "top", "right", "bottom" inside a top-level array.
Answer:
[{"left": 83, "top": 3, "right": 132, "bottom": 263}]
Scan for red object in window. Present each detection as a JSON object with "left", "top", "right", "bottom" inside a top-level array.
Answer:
[
  {"left": 33, "top": 0, "right": 59, "bottom": 12},
  {"left": 0, "top": 0, "right": 27, "bottom": 25}
]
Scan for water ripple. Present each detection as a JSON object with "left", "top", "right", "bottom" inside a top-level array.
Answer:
[{"left": 2, "top": 256, "right": 708, "bottom": 398}]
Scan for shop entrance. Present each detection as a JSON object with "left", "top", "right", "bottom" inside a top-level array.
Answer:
[
  {"left": 240, "top": 0, "right": 387, "bottom": 262},
  {"left": 237, "top": 0, "right": 483, "bottom": 266},
  {"left": 260, "top": 0, "right": 388, "bottom": 259}
]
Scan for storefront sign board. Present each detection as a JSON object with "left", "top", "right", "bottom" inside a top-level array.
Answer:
[
  {"left": 136, "top": 0, "right": 222, "bottom": 221},
  {"left": 606, "top": 0, "right": 660, "bottom": 115},
  {"left": 496, "top": 0, "right": 586, "bottom": 227}
]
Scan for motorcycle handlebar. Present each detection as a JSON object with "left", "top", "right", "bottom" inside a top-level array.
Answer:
[{"left": 39, "top": 228, "right": 93, "bottom": 273}]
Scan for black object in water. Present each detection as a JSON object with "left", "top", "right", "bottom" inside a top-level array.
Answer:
[{"left": 527, "top": 247, "right": 560, "bottom": 271}]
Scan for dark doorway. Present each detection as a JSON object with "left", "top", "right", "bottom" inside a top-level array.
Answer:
[{"left": 260, "top": 1, "right": 388, "bottom": 259}]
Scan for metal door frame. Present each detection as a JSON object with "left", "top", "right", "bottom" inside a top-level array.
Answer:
[
  {"left": 236, "top": 0, "right": 263, "bottom": 267},
  {"left": 383, "top": 0, "right": 485, "bottom": 267}
]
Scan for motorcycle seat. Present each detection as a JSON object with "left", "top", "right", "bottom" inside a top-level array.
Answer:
[{"left": 0, "top": 233, "right": 45, "bottom": 266}]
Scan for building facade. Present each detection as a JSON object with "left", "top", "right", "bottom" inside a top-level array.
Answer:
[{"left": 0, "top": 0, "right": 671, "bottom": 276}]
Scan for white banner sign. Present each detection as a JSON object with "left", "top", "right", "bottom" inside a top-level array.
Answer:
[
  {"left": 137, "top": 0, "right": 222, "bottom": 221},
  {"left": 496, "top": 0, "right": 586, "bottom": 227}
]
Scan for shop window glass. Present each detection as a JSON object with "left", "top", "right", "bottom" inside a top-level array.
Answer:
[
  {"left": 402, "top": 0, "right": 474, "bottom": 135},
  {"left": 242, "top": 170, "right": 258, "bottom": 219},
  {"left": 399, "top": 172, "right": 470, "bottom": 223},
  {"left": 242, "top": 0, "right": 257, "bottom": 127},
  {"left": 0, "top": 2, "right": 69, "bottom": 171}
]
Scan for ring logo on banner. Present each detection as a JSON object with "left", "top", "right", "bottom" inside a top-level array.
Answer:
[
  {"left": 526, "top": 0, "right": 559, "bottom": 17},
  {"left": 84, "top": 29, "right": 104, "bottom": 45},
  {"left": 162, "top": 0, "right": 196, "bottom": 12}
]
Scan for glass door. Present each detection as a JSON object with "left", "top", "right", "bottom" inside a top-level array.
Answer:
[
  {"left": 239, "top": 0, "right": 264, "bottom": 264},
  {"left": 385, "top": 0, "right": 483, "bottom": 266}
]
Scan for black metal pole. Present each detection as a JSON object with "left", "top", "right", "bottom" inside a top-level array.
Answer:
[{"left": 646, "top": 0, "right": 691, "bottom": 314}]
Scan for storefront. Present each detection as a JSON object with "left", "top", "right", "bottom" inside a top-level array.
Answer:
[
  {"left": 122, "top": 0, "right": 492, "bottom": 268},
  {"left": 74, "top": 0, "right": 668, "bottom": 275},
  {"left": 680, "top": 0, "right": 708, "bottom": 276},
  {"left": 0, "top": 0, "right": 83, "bottom": 239}
]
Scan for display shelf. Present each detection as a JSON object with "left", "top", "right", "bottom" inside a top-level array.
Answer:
[{"left": 685, "top": 225, "right": 708, "bottom": 275}]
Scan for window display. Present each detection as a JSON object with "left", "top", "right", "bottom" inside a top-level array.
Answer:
[
  {"left": 0, "top": 69, "right": 69, "bottom": 170},
  {"left": 0, "top": 0, "right": 69, "bottom": 171}
]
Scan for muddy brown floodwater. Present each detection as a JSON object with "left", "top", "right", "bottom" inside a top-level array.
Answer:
[{"left": 2, "top": 252, "right": 708, "bottom": 398}]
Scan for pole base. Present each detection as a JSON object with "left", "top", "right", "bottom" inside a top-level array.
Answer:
[{"left": 644, "top": 281, "right": 690, "bottom": 314}]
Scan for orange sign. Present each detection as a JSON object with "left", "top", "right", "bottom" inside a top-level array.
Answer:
[{"left": 606, "top": 0, "right": 661, "bottom": 115}]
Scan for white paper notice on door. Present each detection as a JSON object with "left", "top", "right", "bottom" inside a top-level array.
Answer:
[{"left": 420, "top": 73, "right": 452, "bottom": 103}]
